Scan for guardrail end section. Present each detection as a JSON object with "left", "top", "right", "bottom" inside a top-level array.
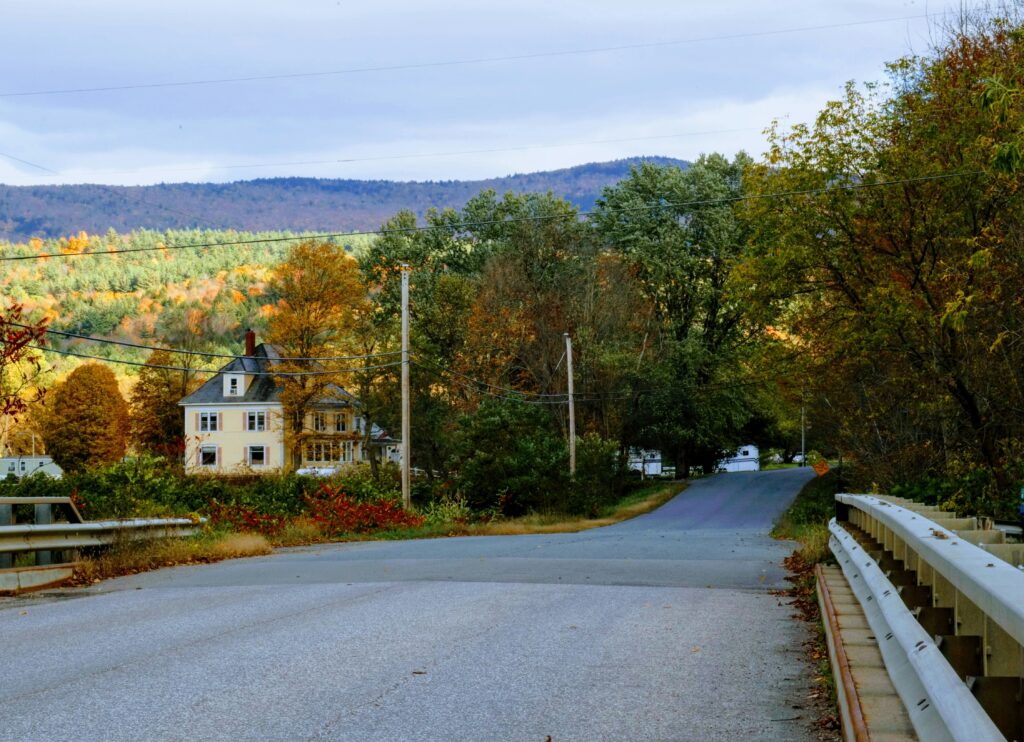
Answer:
[{"left": 0, "top": 564, "right": 77, "bottom": 595}]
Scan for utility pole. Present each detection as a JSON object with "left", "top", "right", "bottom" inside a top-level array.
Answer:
[
  {"left": 401, "top": 264, "right": 411, "bottom": 509},
  {"left": 565, "top": 332, "right": 576, "bottom": 476},
  {"left": 800, "top": 389, "right": 806, "bottom": 468}
]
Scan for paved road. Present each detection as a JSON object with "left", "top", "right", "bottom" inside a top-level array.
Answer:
[{"left": 1, "top": 468, "right": 816, "bottom": 741}]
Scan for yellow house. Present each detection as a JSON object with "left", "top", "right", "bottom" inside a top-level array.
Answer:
[{"left": 179, "top": 333, "right": 390, "bottom": 474}]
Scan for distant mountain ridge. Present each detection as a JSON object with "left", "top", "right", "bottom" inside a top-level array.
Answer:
[{"left": 0, "top": 156, "right": 688, "bottom": 241}]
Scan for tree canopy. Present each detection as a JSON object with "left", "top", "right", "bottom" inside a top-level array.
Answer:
[{"left": 41, "top": 363, "right": 129, "bottom": 472}]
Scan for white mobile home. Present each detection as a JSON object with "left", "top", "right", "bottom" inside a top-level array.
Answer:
[
  {"left": 717, "top": 445, "right": 760, "bottom": 473},
  {"left": 628, "top": 449, "right": 663, "bottom": 477},
  {"left": 1, "top": 456, "right": 64, "bottom": 479}
]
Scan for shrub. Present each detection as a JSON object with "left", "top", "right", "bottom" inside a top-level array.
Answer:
[
  {"left": 451, "top": 399, "right": 569, "bottom": 515},
  {"left": 422, "top": 494, "right": 472, "bottom": 526},
  {"left": 325, "top": 463, "right": 402, "bottom": 502},
  {"left": 206, "top": 500, "right": 289, "bottom": 536},
  {"left": 304, "top": 484, "right": 424, "bottom": 534},
  {"left": 567, "top": 433, "right": 627, "bottom": 515}
]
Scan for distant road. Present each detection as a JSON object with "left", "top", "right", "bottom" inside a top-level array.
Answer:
[{"left": 1, "top": 468, "right": 816, "bottom": 741}]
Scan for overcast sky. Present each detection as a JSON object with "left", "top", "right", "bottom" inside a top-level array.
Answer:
[{"left": 0, "top": 1, "right": 971, "bottom": 186}]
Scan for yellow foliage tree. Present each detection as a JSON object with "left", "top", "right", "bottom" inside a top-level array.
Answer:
[{"left": 266, "top": 240, "right": 366, "bottom": 469}]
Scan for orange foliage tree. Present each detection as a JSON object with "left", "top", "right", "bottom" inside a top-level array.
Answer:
[{"left": 40, "top": 363, "right": 129, "bottom": 472}]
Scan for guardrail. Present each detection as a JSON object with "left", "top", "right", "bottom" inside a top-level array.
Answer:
[
  {"left": 0, "top": 497, "right": 202, "bottom": 593},
  {"left": 830, "top": 494, "right": 1024, "bottom": 741}
]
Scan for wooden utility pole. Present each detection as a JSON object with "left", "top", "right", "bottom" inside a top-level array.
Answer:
[
  {"left": 401, "top": 264, "right": 411, "bottom": 509},
  {"left": 800, "top": 390, "right": 806, "bottom": 468},
  {"left": 565, "top": 332, "right": 576, "bottom": 476}
]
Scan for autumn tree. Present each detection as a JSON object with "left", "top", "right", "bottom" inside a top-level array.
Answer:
[
  {"left": 266, "top": 240, "right": 366, "bottom": 469},
  {"left": 0, "top": 304, "right": 49, "bottom": 455},
  {"left": 41, "top": 363, "right": 129, "bottom": 472},
  {"left": 745, "top": 10, "right": 1024, "bottom": 514},
  {"left": 129, "top": 349, "right": 202, "bottom": 459}
]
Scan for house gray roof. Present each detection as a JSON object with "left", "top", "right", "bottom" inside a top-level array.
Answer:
[{"left": 178, "top": 343, "right": 357, "bottom": 407}]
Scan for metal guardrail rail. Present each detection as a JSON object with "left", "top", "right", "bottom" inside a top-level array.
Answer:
[
  {"left": 831, "top": 494, "right": 1024, "bottom": 741},
  {"left": 0, "top": 496, "right": 202, "bottom": 593}
]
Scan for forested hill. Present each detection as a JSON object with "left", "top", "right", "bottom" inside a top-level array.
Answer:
[{"left": 0, "top": 156, "right": 688, "bottom": 241}]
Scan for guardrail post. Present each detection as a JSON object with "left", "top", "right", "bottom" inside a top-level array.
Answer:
[
  {"left": 0, "top": 503, "right": 10, "bottom": 569},
  {"left": 34, "top": 503, "right": 52, "bottom": 566}
]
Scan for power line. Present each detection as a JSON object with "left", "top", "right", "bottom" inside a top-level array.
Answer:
[
  {"left": 22, "top": 343, "right": 404, "bottom": 377},
  {"left": 0, "top": 11, "right": 959, "bottom": 99},
  {"left": 0, "top": 151, "right": 58, "bottom": 174},
  {"left": 13, "top": 322, "right": 401, "bottom": 361},
  {"left": 412, "top": 360, "right": 562, "bottom": 405},
  {"left": 412, "top": 357, "right": 568, "bottom": 398},
  {"left": 0, "top": 169, "right": 986, "bottom": 263}
]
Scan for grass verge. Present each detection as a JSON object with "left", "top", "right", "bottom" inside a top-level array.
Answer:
[
  {"left": 272, "top": 480, "right": 685, "bottom": 544},
  {"left": 772, "top": 470, "right": 840, "bottom": 563},
  {"left": 71, "top": 531, "right": 272, "bottom": 586},
  {"left": 69, "top": 481, "right": 685, "bottom": 583}
]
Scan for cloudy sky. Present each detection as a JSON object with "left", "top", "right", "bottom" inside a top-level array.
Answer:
[{"left": 0, "top": 0, "right": 973, "bottom": 186}]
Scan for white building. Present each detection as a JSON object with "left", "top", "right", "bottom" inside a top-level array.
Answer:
[
  {"left": 717, "top": 444, "right": 760, "bottom": 473},
  {"left": 1, "top": 456, "right": 64, "bottom": 479},
  {"left": 628, "top": 448, "right": 663, "bottom": 477}
]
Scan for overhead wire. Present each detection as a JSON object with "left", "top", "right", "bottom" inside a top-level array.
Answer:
[
  {"left": 11, "top": 322, "right": 401, "bottom": 361},
  {"left": 411, "top": 357, "right": 568, "bottom": 398},
  {"left": 0, "top": 10, "right": 968, "bottom": 99},
  {"left": 21, "top": 343, "right": 404, "bottom": 377}
]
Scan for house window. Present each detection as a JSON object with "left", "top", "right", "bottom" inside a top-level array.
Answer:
[
  {"left": 248, "top": 445, "right": 266, "bottom": 467},
  {"left": 305, "top": 440, "right": 351, "bottom": 463},
  {"left": 200, "top": 446, "right": 217, "bottom": 467},
  {"left": 334, "top": 413, "right": 347, "bottom": 432},
  {"left": 7, "top": 462, "right": 13, "bottom": 472},
  {"left": 199, "top": 412, "right": 219, "bottom": 432},
  {"left": 247, "top": 411, "right": 266, "bottom": 432},
  {"left": 20, "top": 461, "right": 26, "bottom": 472},
  {"left": 312, "top": 412, "right": 326, "bottom": 432},
  {"left": 305, "top": 441, "right": 329, "bottom": 463},
  {"left": 229, "top": 377, "right": 239, "bottom": 396}
]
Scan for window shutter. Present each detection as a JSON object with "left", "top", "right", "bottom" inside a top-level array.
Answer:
[
  {"left": 244, "top": 446, "right": 249, "bottom": 465},
  {"left": 216, "top": 446, "right": 221, "bottom": 467},
  {"left": 194, "top": 413, "right": 199, "bottom": 431},
  {"left": 243, "top": 411, "right": 248, "bottom": 430},
  {"left": 217, "top": 413, "right": 223, "bottom": 431}
]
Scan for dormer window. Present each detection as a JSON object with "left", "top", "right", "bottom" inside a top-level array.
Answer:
[{"left": 224, "top": 374, "right": 243, "bottom": 397}]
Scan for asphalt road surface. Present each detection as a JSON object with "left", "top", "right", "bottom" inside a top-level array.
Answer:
[{"left": 1, "top": 468, "right": 817, "bottom": 741}]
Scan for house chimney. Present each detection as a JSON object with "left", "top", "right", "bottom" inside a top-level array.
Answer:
[{"left": 245, "top": 328, "right": 256, "bottom": 356}]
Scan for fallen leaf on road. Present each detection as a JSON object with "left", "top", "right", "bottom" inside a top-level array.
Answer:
[
  {"left": 412, "top": 670, "right": 427, "bottom": 675},
  {"left": 692, "top": 646, "right": 701, "bottom": 653}
]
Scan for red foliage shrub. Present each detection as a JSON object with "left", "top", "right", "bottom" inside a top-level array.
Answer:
[
  {"left": 304, "top": 484, "right": 424, "bottom": 534},
  {"left": 207, "top": 500, "right": 288, "bottom": 536}
]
